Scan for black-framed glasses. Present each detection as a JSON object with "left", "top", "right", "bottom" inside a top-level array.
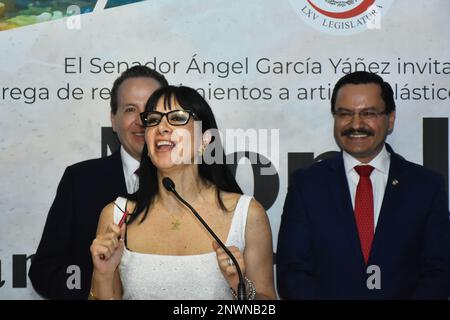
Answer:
[
  {"left": 333, "top": 109, "right": 389, "bottom": 122},
  {"left": 140, "top": 110, "right": 198, "bottom": 127}
]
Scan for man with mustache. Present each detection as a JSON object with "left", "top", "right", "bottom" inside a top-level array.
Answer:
[{"left": 277, "top": 71, "right": 450, "bottom": 299}]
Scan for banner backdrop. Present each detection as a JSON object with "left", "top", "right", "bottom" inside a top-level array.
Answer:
[{"left": 0, "top": 0, "right": 449, "bottom": 299}]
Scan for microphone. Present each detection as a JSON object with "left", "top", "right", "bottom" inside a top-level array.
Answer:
[{"left": 162, "top": 177, "right": 248, "bottom": 300}]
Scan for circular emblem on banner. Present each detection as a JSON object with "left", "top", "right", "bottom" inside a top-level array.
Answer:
[{"left": 289, "top": 0, "right": 394, "bottom": 35}]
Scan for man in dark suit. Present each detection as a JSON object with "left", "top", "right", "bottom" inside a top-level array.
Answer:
[
  {"left": 28, "top": 66, "right": 168, "bottom": 299},
  {"left": 276, "top": 71, "right": 450, "bottom": 299}
]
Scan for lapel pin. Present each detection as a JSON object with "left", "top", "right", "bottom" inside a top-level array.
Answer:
[{"left": 392, "top": 179, "right": 399, "bottom": 186}]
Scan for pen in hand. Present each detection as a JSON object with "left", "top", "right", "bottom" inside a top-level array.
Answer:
[{"left": 98, "top": 202, "right": 128, "bottom": 261}]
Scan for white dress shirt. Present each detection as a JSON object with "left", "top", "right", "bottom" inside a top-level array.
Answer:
[
  {"left": 343, "top": 145, "right": 391, "bottom": 230},
  {"left": 120, "top": 146, "right": 140, "bottom": 194}
]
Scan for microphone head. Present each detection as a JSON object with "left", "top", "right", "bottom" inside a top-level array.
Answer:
[{"left": 162, "top": 177, "right": 175, "bottom": 192}]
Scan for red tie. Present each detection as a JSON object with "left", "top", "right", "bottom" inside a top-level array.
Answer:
[{"left": 354, "top": 165, "right": 375, "bottom": 264}]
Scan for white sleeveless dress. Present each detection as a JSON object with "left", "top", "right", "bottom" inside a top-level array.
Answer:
[{"left": 113, "top": 194, "right": 252, "bottom": 300}]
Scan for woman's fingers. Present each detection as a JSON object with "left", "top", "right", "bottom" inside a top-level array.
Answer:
[
  {"left": 225, "top": 266, "right": 238, "bottom": 276},
  {"left": 100, "top": 233, "right": 118, "bottom": 249},
  {"left": 107, "top": 223, "right": 122, "bottom": 238},
  {"left": 91, "top": 220, "right": 126, "bottom": 261},
  {"left": 91, "top": 243, "right": 112, "bottom": 260},
  {"left": 216, "top": 246, "right": 241, "bottom": 261},
  {"left": 214, "top": 244, "right": 239, "bottom": 256},
  {"left": 91, "top": 237, "right": 119, "bottom": 259},
  {"left": 213, "top": 245, "right": 245, "bottom": 275}
]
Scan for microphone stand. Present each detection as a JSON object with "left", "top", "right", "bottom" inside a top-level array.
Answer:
[{"left": 163, "top": 178, "right": 247, "bottom": 300}]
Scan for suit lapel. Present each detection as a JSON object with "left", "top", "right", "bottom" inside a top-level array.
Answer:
[
  {"left": 328, "top": 154, "right": 367, "bottom": 265},
  {"left": 108, "top": 151, "right": 128, "bottom": 197}
]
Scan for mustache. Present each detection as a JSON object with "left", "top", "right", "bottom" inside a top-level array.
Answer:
[{"left": 341, "top": 127, "right": 374, "bottom": 137}]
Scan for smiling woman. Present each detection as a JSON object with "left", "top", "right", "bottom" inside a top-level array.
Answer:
[{"left": 89, "top": 85, "right": 276, "bottom": 300}]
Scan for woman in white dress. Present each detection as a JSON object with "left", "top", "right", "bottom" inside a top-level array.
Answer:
[{"left": 89, "top": 86, "right": 276, "bottom": 300}]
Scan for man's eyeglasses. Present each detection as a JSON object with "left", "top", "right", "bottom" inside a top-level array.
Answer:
[
  {"left": 333, "top": 109, "right": 389, "bottom": 122},
  {"left": 140, "top": 110, "right": 198, "bottom": 127}
]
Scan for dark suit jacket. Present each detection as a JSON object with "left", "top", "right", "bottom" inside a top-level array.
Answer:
[
  {"left": 29, "top": 151, "right": 128, "bottom": 299},
  {"left": 276, "top": 145, "right": 450, "bottom": 299}
]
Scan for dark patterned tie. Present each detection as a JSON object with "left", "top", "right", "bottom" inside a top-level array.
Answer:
[{"left": 354, "top": 165, "right": 375, "bottom": 264}]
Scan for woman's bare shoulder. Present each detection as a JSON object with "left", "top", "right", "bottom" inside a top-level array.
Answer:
[
  {"left": 98, "top": 198, "right": 137, "bottom": 225},
  {"left": 220, "top": 192, "right": 265, "bottom": 213}
]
